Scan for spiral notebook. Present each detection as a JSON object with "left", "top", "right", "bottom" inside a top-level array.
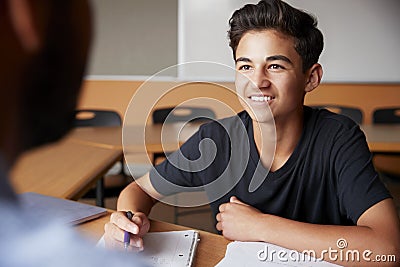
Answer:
[{"left": 97, "top": 230, "right": 200, "bottom": 267}]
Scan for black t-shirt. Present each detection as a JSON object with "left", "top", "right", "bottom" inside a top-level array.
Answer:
[{"left": 150, "top": 106, "right": 391, "bottom": 225}]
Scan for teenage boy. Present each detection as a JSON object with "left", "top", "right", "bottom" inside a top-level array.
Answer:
[{"left": 105, "top": 0, "right": 399, "bottom": 265}]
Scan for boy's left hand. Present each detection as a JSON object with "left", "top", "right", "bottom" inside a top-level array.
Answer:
[{"left": 216, "top": 196, "right": 264, "bottom": 241}]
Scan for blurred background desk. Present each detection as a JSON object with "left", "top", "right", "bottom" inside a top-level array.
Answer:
[
  {"left": 361, "top": 124, "right": 400, "bottom": 155},
  {"left": 10, "top": 138, "right": 122, "bottom": 200},
  {"left": 67, "top": 126, "right": 122, "bottom": 150},
  {"left": 67, "top": 124, "right": 200, "bottom": 160}
]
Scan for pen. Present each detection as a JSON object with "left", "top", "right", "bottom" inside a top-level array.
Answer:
[{"left": 124, "top": 211, "right": 134, "bottom": 251}]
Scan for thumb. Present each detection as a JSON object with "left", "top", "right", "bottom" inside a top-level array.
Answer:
[{"left": 230, "top": 196, "right": 245, "bottom": 205}]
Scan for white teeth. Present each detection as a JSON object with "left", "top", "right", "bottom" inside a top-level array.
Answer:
[
  {"left": 251, "top": 96, "right": 264, "bottom": 102},
  {"left": 250, "top": 96, "right": 274, "bottom": 102}
]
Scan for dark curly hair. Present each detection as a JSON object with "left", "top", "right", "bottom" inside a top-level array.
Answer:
[{"left": 228, "top": 0, "right": 323, "bottom": 72}]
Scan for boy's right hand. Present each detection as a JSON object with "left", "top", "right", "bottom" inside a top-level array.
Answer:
[{"left": 104, "top": 211, "right": 150, "bottom": 251}]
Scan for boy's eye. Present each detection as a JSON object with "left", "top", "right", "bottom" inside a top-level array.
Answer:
[
  {"left": 268, "top": 64, "right": 284, "bottom": 70},
  {"left": 238, "top": 65, "right": 251, "bottom": 71}
]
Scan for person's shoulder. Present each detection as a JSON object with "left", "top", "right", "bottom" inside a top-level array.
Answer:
[{"left": 306, "top": 106, "right": 359, "bottom": 132}]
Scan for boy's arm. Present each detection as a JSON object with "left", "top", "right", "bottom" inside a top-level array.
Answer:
[
  {"left": 216, "top": 197, "right": 400, "bottom": 267},
  {"left": 117, "top": 172, "right": 159, "bottom": 213}
]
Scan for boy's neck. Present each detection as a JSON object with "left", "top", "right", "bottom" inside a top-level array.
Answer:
[{"left": 253, "top": 108, "right": 304, "bottom": 172}]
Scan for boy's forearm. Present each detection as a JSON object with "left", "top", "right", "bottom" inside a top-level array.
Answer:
[
  {"left": 256, "top": 215, "right": 368, "bottom": 266},
  {"left": 117, "top": 181, "right": 156, "bottom": 215},
  {"left": 254, "top": 204, "right": 399, "bottom": 266}
]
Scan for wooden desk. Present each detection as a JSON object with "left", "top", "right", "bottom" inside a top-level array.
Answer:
[
  {"left": 76, "top": 212, "right": 229, "bottom": 267},
  {"left": 10, "top": 138, "right": 122, "bottom": 200},
  {"left": 126, "top": 123, "right": 200, "bottom": 154},
  {"left": 67, "top": 124, "right": 200, "bottom": 154},
  {"left": 361, "top": 124, "right": 400, "bottom": 154},
  {"left": 66, "top": 126, "right": 122, "bottom": 150}
]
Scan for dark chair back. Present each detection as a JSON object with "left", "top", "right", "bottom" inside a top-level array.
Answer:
[
  {"left": 73, "top": 109, "right": 123, "bottom": 207},
  {"left": 152, "top": 106, "right": 216, "bottom": 224},
  {"left": 312, "top": 105, "right": 363, "bottom": 124},
  {"left": 151, "top": 106, "right": 216, "bottom": 166},
  {"left": 371, "top": 105, "right": 400, "bottom": 216},
  {"left": 152, "top": 107, "right": 216, "bottom": 124},
  {"left": 74, "top": 109, "right": 121, "bottom": 127},
  {"left": 373, "top": 107, "right": 400, "bottom": 124}
]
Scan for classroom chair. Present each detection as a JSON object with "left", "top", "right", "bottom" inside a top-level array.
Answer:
[
  {"left": 372, "top": 107, "right": 400, "bottom": 179},
  {"left": 373, "top": 107, "right": 400, "bottom": 124},
  {"left": 151, "top": 106, "right": 216, "bottom": 165},
  {"left": 310, "top": 105, "right": 363, "bottom": 124},
  {"left": 74, "top": 109, "right": 130, "bottom": 207},
  {"left": 74, "top": 109, "right": 122, "bottom": 128},
  {"left": 152, "top": 106, "right": 216, "bottom": 124},
  {"left": 152, "top": 106, "right": 216, "bottom": 224},
  {"left": 372, "top": 107, "right": 400, "bottom": 211}
]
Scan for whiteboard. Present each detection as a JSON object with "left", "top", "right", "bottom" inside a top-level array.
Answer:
[
  {"left": 87, "top": 0, "right": 178, "bottom": 77},
  {"left": 178, "top": 0, "right": 400, "bottom": 82}
]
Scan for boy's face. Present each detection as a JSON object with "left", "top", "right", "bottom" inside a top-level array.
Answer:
[{"left": 234, "top": 30, "right": 309, "bottom": 123}]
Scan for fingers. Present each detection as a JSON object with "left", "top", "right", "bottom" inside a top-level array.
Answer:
[
  {"left": 104, "top": 229, "right": 143, "bottom": 251},
  {"left": 104, "top": 220, "right": 126, "bottom": 242},
  {"left": 131, "top": 212, "right": 151, "bottom": 236},
  {"left": 219, "top": 196, "right": 245, "bottom": 213},
  {"left": 130, "top": 214, "right": 143, "bottom": 230},
  {"left": 110, "top": 211, "right": 139, "bottom": 233},
  {"left": 216, "top": 198, "right": 242, "bottom": 233},
  {"left": 216, "top": 221, "right": 222, "bottom": 231},
  {"left": 230, "top": 196, "right": 247, "bottom": 205},
  {"left": 126, "top": 234, "right": 144, "bottom": 251},
  {"left": 105, "top": 211, "right": 151, "bottom": 250},
  {"left": 219, "top": 203, "right": 226, "bottom": 212},
  {"left": 230, "top": 196, "right": 239, "bottom": 203}
]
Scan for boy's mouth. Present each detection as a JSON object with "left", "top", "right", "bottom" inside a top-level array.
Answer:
[{"left": 249, "top": 95, "right": 275, "bottom": 103}]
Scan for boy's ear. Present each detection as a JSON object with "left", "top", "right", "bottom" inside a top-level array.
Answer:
[{"left": 305, "top": 63, "right": 323, "bottom": 93}]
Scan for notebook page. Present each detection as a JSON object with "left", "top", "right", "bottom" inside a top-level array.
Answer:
[
  {"left": 215, "top": 241, "right": 342, "bottom": 267},
  {"left": 97, "top": 230, "right": 200, "bottom": 267}
]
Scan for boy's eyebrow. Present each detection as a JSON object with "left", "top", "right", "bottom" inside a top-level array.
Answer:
[
  {"left": 235, "top": 55, "right": 293, "bottom": 64},
  {"left": 266, "top": 55, "right": 293, "bottom": 64},
  {"left": 235, "top": 57, "right": 252, "bottom": 63}
]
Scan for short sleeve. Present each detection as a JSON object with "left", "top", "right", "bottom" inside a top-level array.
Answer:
[
  {"left": 149, "top": 122, "right": 230, "bottom": 196},
  {"left": 333, "top": 124, "right": 391, "bottom": 223},
  {"left": 148, "top": 112, "right": 256, "bottom": 204},
  {"left": 149, "top": 127, "right": 204, "bottom": 196}
]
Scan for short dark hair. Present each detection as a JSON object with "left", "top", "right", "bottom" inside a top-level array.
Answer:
[{"left": 228, "top": 0, "right": 323, "bottom": 72}]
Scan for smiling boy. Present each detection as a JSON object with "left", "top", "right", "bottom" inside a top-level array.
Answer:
[{"left": 106, "top": 1, "right": 400, "bottom": 265}]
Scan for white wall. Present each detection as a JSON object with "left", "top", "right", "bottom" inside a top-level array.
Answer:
[
  {"left": 179, "top": 0, "right": 400, "bottom": 82},
  {"left": 88, "top": 0, "right": 400, "bottom": 83},
  {"left": 87, "top": 0, "right": 177, "bottom": 77}
]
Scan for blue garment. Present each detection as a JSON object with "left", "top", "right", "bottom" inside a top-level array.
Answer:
[{"left": 0, "top": 153, "right": 145, "bottom": 267}]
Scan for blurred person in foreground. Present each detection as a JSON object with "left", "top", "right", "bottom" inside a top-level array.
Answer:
[{"left": 0, "top": 0, "right": 144, "bottom": 266}]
